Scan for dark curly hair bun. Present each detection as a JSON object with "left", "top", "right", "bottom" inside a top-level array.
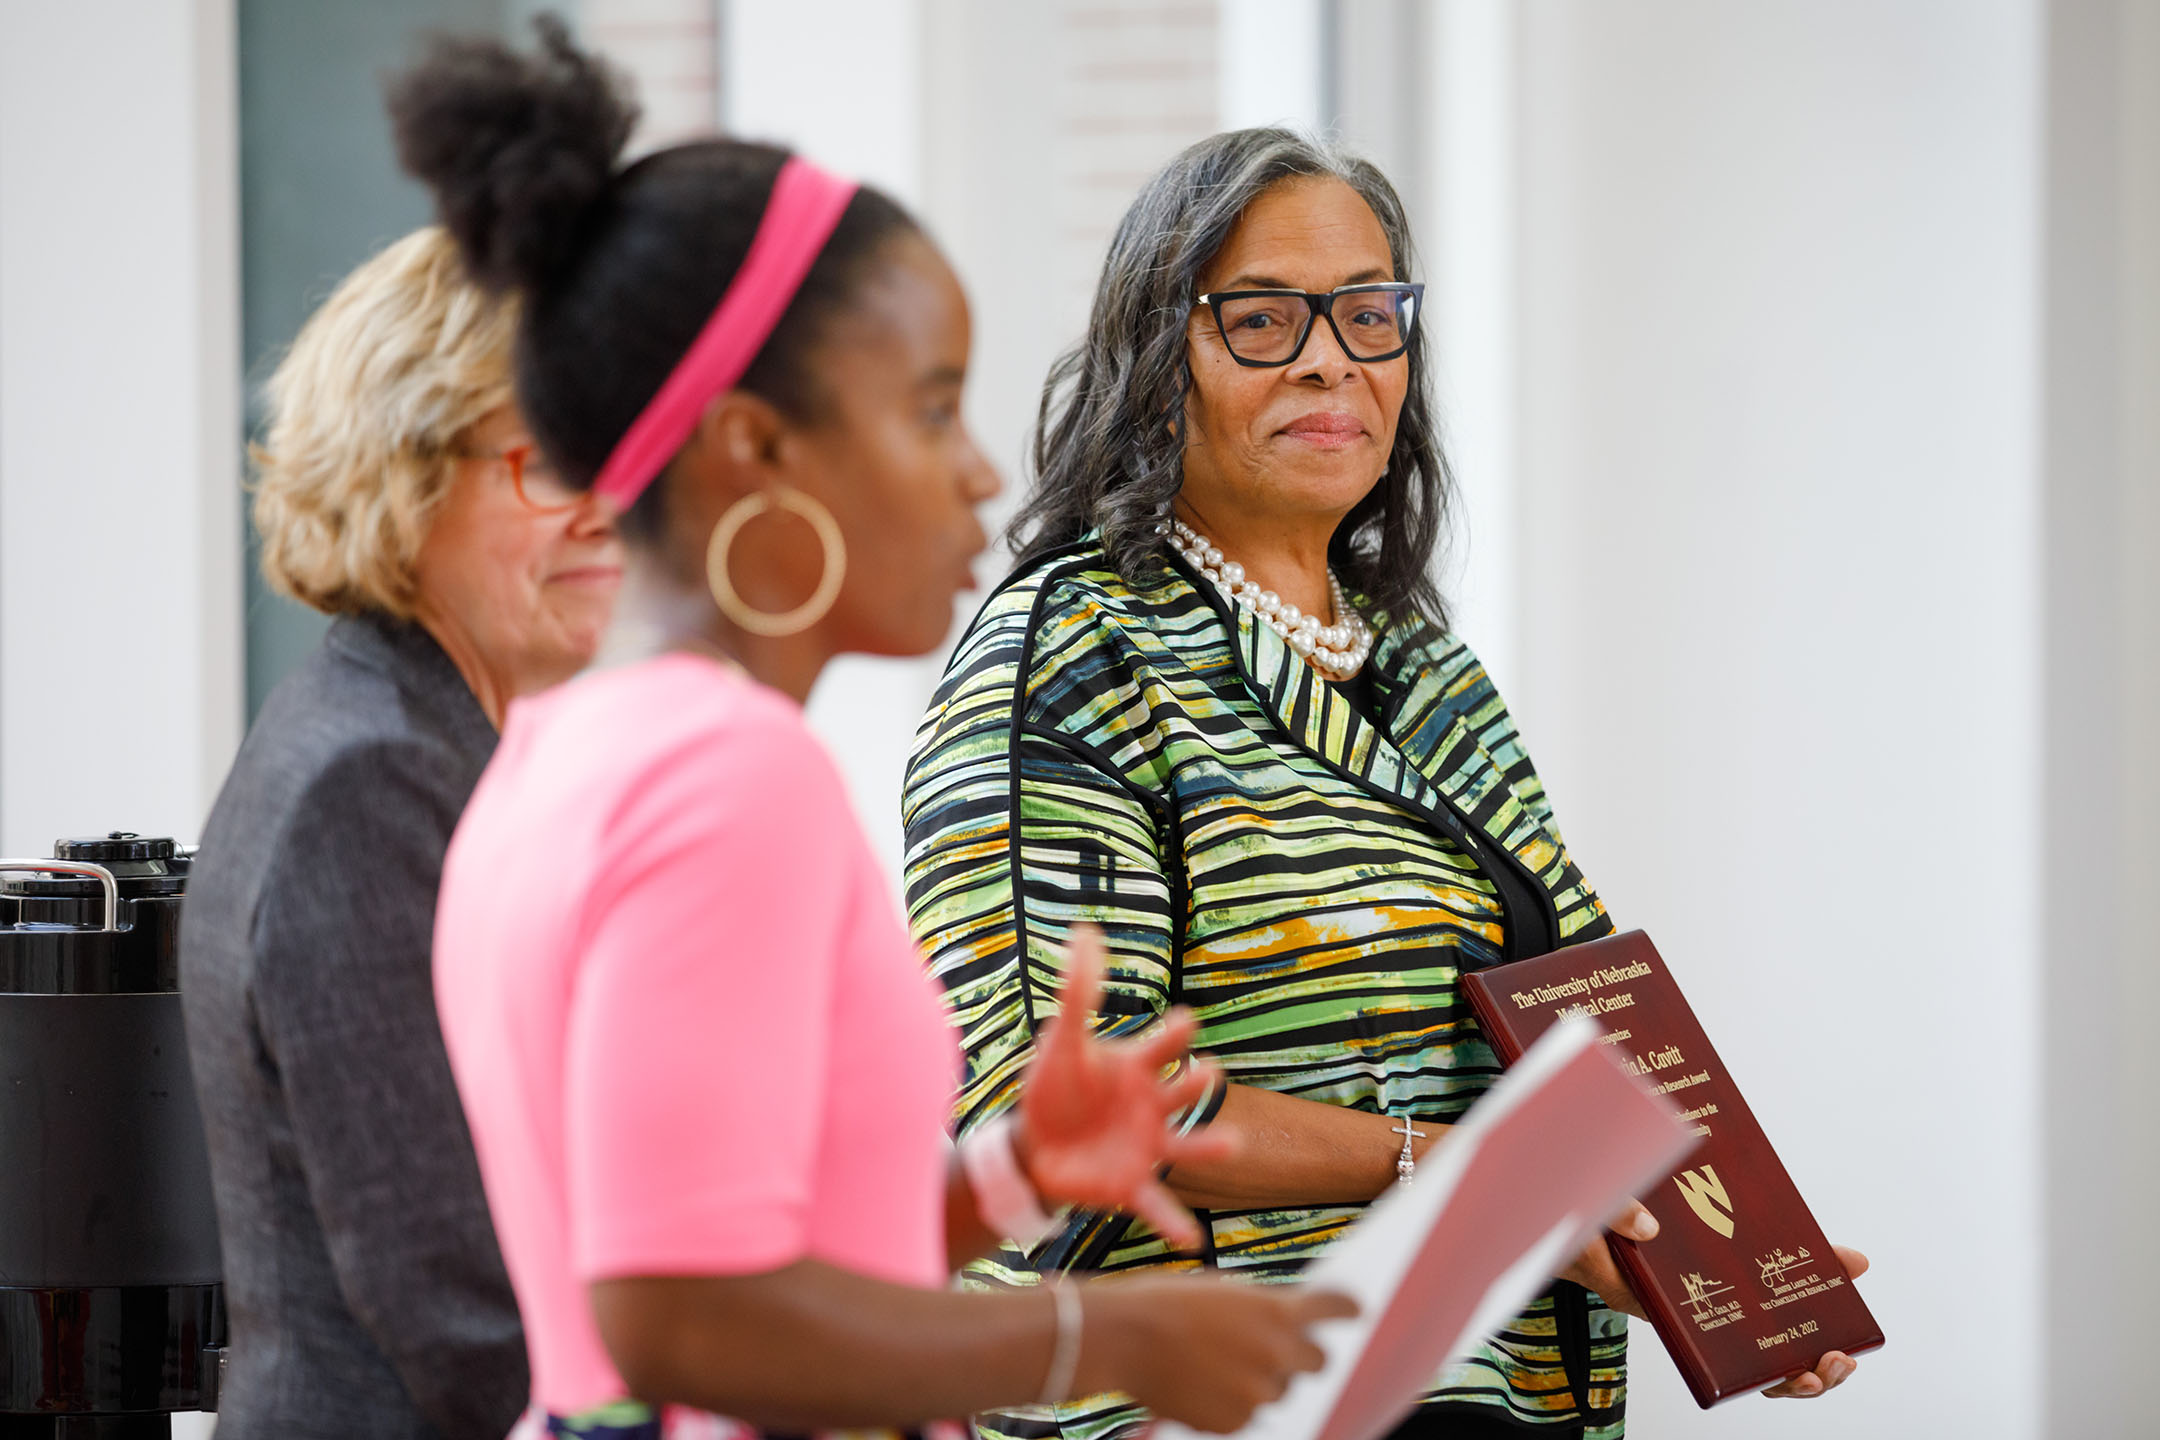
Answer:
[{"left": 386, "top": 13, "right": 637, "bottom": 295}]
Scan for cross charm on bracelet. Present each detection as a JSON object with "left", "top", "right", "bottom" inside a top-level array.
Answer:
[{"left": 1394, "top": 1115, "right": 1427, "bottom": 1186}]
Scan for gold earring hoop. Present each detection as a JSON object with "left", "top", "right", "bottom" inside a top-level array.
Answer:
[{"left": 705, "top": 486, "right": 847, "bottom": 638}]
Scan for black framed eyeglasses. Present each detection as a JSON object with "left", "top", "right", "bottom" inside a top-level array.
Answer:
[{"left": 1193, "top": 281, "right": 1424, "bottom": 367}]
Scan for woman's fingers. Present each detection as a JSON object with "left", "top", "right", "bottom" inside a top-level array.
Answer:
[
  {"left": 1130, "top": 1005, "right": 1201, "bottom": 1070},
  {"left": 1053, "top": 924, "right": 1107, "bottom": 1035},
  {"left": 1156, "top": 1054, "right": 1216, "bottom": 1114},
  {"left": 1762, "top": 1351, "right": 1856, "bottom": 1399},
  {"left": 1561, "top": 1239, "right": 1648, "bottom": 1319},
  {"left": 1832, "top": 1244, "right": 1869, "bottom": 1279},
  {"left": 1293, "top": 1287, "right": 1361, "bottom": 1328},
  {"left": 1127, "top": 1177, "right": 1205, "bottom": 1250},
  {"left": 1162, "top": 1124, "right": 1238, "bottom": 1168},
  {"left": 1609, "top": 1200, "right": 1659, "bottom": 1243}
]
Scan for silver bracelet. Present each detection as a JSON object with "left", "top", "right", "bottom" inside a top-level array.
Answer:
[
  {"left": 1394, "top": 1114, "right": 1427, "bottom": 1186},
  {"left": 1039, "top": 1280, "right": 1084, "bottom": 1408}
]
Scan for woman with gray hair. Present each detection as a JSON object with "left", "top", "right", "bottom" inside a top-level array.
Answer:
[
  {"left": 903, "top": 129, "right": 1866, "bottom": 1439},
  {"left": 181, "top": 225, "right": 623, "bottom": 1439}
]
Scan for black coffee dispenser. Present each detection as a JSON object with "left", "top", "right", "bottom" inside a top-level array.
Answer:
[{"left": 0, "top": 836, "right": 223, "bottom": 1438}]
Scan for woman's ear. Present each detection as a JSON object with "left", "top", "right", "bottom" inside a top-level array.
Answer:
[
  {"left": 690, "top": 390, "right": 788, "bottom": 482},
  {"left": 653, "top": 394, "right": 792, "bottom": 588}
]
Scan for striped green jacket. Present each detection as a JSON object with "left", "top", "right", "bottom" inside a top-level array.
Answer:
[{"left": 902, "top": 542, "right": 1625, "bottom": 1438}]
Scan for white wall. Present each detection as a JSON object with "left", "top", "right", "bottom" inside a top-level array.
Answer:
[
  {"left": 0, "top": 0, "right": 242, "bottom": 857},
  {"left": 1505, "top": 2, "right": 2043, "bottom": 1434}
]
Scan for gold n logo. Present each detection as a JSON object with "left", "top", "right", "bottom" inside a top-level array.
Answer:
[{"left": 1673, "top": 1166, "right": 1736, "bottom": 1238}]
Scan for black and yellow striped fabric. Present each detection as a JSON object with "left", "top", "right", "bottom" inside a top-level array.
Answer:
[{"left": 902, "top": 541, "right": 1625, "bottom": 1438}]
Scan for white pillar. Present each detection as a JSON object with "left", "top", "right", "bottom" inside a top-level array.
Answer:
[
  {"left": 0, "top": 0, "right": 242, "bottom": 856},
  {"left": 579, "top": 0, "right": 722, "bottom": 154}
]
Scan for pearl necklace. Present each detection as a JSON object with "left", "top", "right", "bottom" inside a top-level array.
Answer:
[{"left": 1168, "top": 519, "right": 1375, "bottom": 680}]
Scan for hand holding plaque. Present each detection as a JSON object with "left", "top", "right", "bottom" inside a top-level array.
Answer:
[
  {"left": 1460, "top": 930, "right": 1884, "bottom": 1407},
  {"left": 1756, "top": 1245, "right": 1869, "bottom": 1399}
]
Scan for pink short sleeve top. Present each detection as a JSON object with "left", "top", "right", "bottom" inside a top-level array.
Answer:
[{"left": 433, "top": 655, "right": 960, "bottom": 1417}]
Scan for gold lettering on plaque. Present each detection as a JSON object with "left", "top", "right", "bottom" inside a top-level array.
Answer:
[{"left": 1673, "top": 1165, "right": 1736, "bottom": 1238}]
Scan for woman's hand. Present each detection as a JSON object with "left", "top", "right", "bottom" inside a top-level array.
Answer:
[
  {"left": 1557, "top": 1201, "right": 1659, "bottom": 1319},
  {"left": 1015, "top": 925, "right": 1236, "bottom": 1248},
  {"left": 1563, "top": 1215, "right": 1869, "bottom": 1403},
  {"left": 1078, "top": 1276, "right": 1358, "bottom": 1433},
  {"left": 589, "top": 1262, "right": 1353, "bottom": 1430},
  {"left": 1760, "top": 1245, "right": 1870, "bottom": 1398}
]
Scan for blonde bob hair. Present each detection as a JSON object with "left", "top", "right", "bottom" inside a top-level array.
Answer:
[{"left": 252, "top": 226, "right": 517, "bottom": 617}]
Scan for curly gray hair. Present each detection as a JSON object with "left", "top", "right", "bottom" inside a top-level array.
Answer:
[{"left": 1009, "top": 126, "right": 1454, "bottom": 625}]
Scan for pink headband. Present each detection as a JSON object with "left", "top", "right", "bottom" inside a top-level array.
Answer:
[{"left": 589, "top": 157, "right": 860, "bottom": 510}]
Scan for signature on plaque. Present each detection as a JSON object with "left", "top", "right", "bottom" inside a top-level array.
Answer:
[
  {"left": 1681, "top": 1272, "right": 1733, "bottom": 1319},
  {"left": 1680, "top": 1270, "right": 1745, "bottom": 1332},
  {"left": 1756, "top": 1246, "right": 1814, "bottom": 1289}
]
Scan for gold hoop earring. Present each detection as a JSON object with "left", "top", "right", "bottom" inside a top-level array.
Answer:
[{"left": 705, "top": 486, "right": 847, "bottom": 638}]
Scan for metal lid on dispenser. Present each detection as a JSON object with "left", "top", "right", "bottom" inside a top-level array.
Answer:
[
  {"left": 2, "top": 833, "right": 189, "bottom": 904},
  {"left": 56, "top": 832, "right": 178, "bottom": 863}
]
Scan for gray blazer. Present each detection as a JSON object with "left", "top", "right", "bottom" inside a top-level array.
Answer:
[{"left": 181, "top": 613, "right": 528, "bottom": 1440}]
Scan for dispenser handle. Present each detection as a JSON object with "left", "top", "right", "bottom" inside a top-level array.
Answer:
[{"left": 0, "top": 859, "right": 121, "bottom": 931}]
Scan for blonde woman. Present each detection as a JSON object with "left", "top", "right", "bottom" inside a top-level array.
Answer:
[{"left": 180, "top": 226, "right": 622, "bottom": 1440}]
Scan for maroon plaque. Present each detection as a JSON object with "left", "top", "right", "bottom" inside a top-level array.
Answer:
[{"left": 1459, "top": 930, "right": 1883, "bottom": 1407}]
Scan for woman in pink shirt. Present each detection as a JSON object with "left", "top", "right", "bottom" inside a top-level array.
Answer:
[{"left": 394, "top": 22, "right": 1351, "bottom": 1440}]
